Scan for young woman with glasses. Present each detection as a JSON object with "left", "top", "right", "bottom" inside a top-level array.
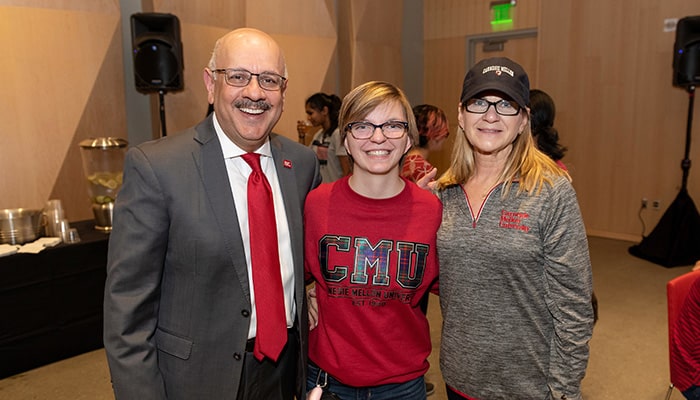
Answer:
[{"left": 304, "top": 81, "right": 441, "bottom": 400}]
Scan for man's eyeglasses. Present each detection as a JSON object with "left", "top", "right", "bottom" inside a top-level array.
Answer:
[
  {"left": 346, "top": 121, "right": 408, "bottom": 140},
  {"left": 465, "top": 98, "right": 521, "bottom": 116},
  {"left": 211, "top": 68, "right": 286, "bottom": 91}
]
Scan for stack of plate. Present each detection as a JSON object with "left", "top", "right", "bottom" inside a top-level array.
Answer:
[{"left": 0, "top": 208, "right": 43, "bottom": 245}]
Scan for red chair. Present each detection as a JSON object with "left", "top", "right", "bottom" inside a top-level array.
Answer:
[{"left": 665, "top": 269, "right": 700, "bottom": 400}]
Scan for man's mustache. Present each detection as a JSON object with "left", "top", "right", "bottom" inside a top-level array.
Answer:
[{"left": 234, "top": 99, "right": 271, "bottom": 111}]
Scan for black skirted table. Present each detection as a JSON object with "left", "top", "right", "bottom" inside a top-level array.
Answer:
[{"left": 0, "top": 220, "right": 109, "bottom": 379}]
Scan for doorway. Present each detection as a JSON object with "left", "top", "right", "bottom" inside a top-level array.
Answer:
[{"left": 467, "top": 28, "right": 538, "bottom": 85}]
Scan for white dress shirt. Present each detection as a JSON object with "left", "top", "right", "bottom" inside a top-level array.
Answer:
[{"left": 213, "top": 114, "right": 295, "bottom": 339}]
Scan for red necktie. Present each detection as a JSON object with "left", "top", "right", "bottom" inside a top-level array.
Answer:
[{"left": 241, "top": 152, "right": 287, "bottom": 362}]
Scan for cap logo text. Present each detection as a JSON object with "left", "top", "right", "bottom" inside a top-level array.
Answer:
[{"left": 482, "top": 65, "right": 515, "bottom": 77}]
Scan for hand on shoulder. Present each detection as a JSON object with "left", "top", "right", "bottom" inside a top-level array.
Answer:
[{"left": 416, "top": 167, "right": 438, "bottom": 191}]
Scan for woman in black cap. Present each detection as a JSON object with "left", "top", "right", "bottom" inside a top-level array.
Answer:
[{"left": 434, "top": 57, "right": 594, "bottom": 400}]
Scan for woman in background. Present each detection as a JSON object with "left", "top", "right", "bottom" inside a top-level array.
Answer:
[
  {"left": 297, "top": 92, "right": 351, "bottom": 182},
  {"left": 400, "top": 103, "right": 449, "bottom": 397},
  {"left": 529, "top": 88, "right": 568, "bottom": 170},
  {"left": 530, "top": 88, "right": 599, "bottom": 324},
  {"left": 401, "top": 104, "right": 450, "bottom": 183}
]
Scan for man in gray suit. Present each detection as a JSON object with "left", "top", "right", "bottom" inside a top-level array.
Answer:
[{"left": 103, "top": 28, "right": 321, "bottom": 400}]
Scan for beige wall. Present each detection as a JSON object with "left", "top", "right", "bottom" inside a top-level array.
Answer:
[
  {"left": 0, "top": 0, "right": 405, "bottom": 221},
  {"left": 0, "top": 0, "right": 127, "bottom": 221},
  {"left": 423, "top": 0, "right": 700, "bottom": 242},
  {"left": 538, "top": 0, "right": 700, "bottom": 241},
  {"left": 2, "top": 0, "right": 699, "bottom": 241},
  {"left": 142, "top": 0, "right": 405, "bottom": 142}
]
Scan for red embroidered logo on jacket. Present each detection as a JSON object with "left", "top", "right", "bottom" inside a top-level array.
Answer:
[{"left": 499, "top": 210, "right": 530, "bottom": 232}]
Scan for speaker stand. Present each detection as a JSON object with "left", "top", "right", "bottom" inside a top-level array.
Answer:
[
  {"left": 629, "top": 85, "right": 700, "bottom": 267},
  {"left": 680, "top": 86, "right": 695, "bottom": 190},
  {"left": 157, "top": 90, "right": 168, "bottom": 137}
]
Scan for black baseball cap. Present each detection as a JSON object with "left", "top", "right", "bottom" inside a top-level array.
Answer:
[{"left": 459, "top": 57, "right": 530, "bottom": 108}]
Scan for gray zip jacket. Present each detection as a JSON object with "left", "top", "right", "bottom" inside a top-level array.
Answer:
[{"left": 437, "top": 176, "right": 594, "bottom": 400}]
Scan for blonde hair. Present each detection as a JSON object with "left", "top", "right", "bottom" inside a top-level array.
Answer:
[
  {"left": 435, "top": 107, "right": 570, "bottom": 196},
  {"left": 338, "top": 81, "right": 418, "bottom": 147}
]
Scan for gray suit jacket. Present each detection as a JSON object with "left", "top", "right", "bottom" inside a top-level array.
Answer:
[{"left": 103, "top": 116, "right": 321, "bottom": 399}]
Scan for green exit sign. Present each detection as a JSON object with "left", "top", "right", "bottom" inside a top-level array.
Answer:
[{"left": 491, "top": 1, "right": 514, "bottom": 27}]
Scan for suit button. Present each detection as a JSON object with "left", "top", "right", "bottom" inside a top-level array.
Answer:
[
  {"left": 233, "top": 353, "right": 242, "bottom": 361},
  {"left": 241, "top": 309, "right": 250, "bottom": 317}
]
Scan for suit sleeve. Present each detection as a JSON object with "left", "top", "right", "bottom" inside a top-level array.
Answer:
[{"left": 103, "top": 147, "right": 169, "bottom": 399}]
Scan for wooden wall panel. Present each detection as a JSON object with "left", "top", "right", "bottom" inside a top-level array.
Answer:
[
  {"left": 423, "top": 36, "right": 465, "bottom": 174},
  {"left": 150, "top": 0, "right": 339, "bottom": 140},
  {"left": 0, "top": 0, "right": 118, "bottom": 13},
  {"left": 0, "top": 3, "right": 125, "bottom": 221},
  {"left": 0, "top": 0, "right": 344, "bottom": 224},
  {"left": 150, "top": 0, "right": 406, "bottom": 139},
  {"left": 246, "top": 0, "right": 336, "bottom": 37},
  {"left": 342, "top": 0, "right": 404, "bottom": 91},
  {"left": 424, "top": 0, "right": 539, "bottom": 39},
  {"left": 538, "top": 0, "right": 700, "bottom": 240},
  {"left": 424, "top": 0, "right": 700, "bottom": 241},
  {"left": 4, "top": 0, "right": 699, "bottom": 241},
  {"left": 149, "top": 0, "right": 246, "bottom": 28}
]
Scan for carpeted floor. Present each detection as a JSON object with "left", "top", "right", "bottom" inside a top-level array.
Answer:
[{"left": 0, "top": 236, "right": 694, "bottom": 399}]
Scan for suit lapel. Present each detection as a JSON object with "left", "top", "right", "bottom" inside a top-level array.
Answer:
[{"left": 194, "top": 117, "right": 251, "bottom": 300}]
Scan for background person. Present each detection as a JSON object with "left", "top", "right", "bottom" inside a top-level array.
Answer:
[
  {"left": 435, "top": 57, "right": 594, "bottom": 400},
  {"left": 297, "top": 92, "right": 351, "bottom": 182},
  {"left": 529, "top": 88, "right": 568, "bottom": 170},
  {"left": 530, "top": 89, "right": 598, "bottom": 323},
  {"left": 400, "top": 102, "right": 449, "bottom": 397},
  {"left": 304, "top": 81, "right": 441, "bottom": 400},
  {"left": 401, "top": 104, "right": 449, "bottom": 183},
  {"left": 530, "top": 88, "right": 599, "bottom": 324},
  {"left": 103, "top": 28, "right": 321, "bottom": 400}
]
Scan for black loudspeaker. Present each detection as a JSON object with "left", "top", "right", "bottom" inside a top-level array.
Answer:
[
  {"left": 131, "top": 13, "right": 184, "bottom": 93},
  {"left": 673, "top": 15, "right": 700, "bottom": 88}
]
